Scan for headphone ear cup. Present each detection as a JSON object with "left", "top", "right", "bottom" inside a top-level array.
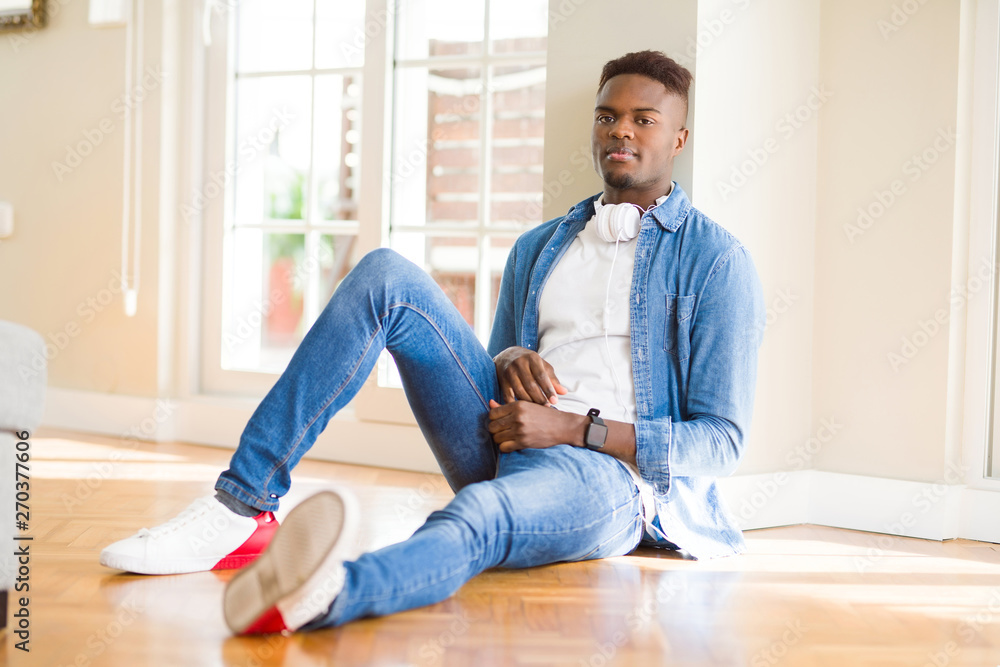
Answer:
[
  {"left": 594, "top": 201, "right": 642, "bottom": 242},
  {"left": 595, "top": 202, "right": 615, "bottom": 242},
  {"left": 619, "top": 206, "right": 641, "bottom": 240}
]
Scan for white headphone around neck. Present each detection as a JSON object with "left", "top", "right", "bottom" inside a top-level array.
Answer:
[{"left": 593, "top": 199, "right": 643, "bottom": 243}]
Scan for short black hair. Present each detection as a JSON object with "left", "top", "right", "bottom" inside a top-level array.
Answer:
[{"left": 598, "top": 50, "right": 693, "bottom": 122}]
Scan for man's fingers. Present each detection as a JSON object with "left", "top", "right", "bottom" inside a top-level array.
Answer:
[
  {"left": 488, "top": 416, "right": 509, "bottom": 434},
  {"left": 511, "top": 373, "right": 547, "bottom": 405},
  {"left": 488, "top": 400, "right": 511, "bottom": 424},
  {"left": 528, "top": 356, "right": 557, "bottom": 400},
  {"left": 498, "top": 440, "right": 518, "bottom": 453},
  {"left": 506, "top": 356, "right": 549, "bottom": 404},
  {"left": 508, "top": 375, "right": 531, "bottom": 402},
  {"left": 495, "top": 380, "right": 516, "bottom": 404},
  {"left": 492, "top": 427, "right": 515, "bottom": 446},
  {"left": 517, "top": 365, "right": 551, "bottom": 405},
  {"left": 541, "top": 360, "right": 569, "bottom": 400}
]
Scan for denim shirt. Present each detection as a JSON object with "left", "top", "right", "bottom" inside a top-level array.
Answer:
[{"left": 487, "top": 183, "right": 765, "bottom": 559}]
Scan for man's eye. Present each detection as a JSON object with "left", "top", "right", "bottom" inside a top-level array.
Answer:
[
  {"left": 597, "top": 115, "right": 613, "bottom": 123},
  {"left": 638, "top": 118, "right": 654, "bottom": 125}
]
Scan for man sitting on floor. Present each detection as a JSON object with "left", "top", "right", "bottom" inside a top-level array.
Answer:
[{"left": 101, "top": 49, "right": 765, "bottom": 635}]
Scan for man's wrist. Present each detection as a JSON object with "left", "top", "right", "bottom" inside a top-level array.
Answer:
[{"left": 568, "top": 412, "right": 589, "bottom": 447}]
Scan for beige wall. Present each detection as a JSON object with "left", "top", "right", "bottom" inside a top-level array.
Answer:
[
  {"left": 814, "top": 0, "right": 961, "bottom": 482},
  {"left": 690, "top": 0, "right": 821, "bottom": 474},
  {"left": 0, "top": 0, "right": 164, "bottom": 396},
  {"left": 541, "top": 0, "right": 697, "bottom": 220}
]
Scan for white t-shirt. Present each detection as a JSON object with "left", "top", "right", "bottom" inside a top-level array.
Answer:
[{"left": 537, "top": 192, "right": 671, "bottom": 540}]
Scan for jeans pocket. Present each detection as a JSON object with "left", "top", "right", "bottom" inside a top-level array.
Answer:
[{"left": 663, "top": 294, "right": 696, "bottom": 360}]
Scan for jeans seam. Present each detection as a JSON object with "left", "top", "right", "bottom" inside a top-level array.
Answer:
[
  {"left": 258, "top": 298, "right": 489, "bottom": 500},
  {"left": 258, "top": 326, "right": 382, "bottom": 496},
  {"left": 384, "top": 301, "right": 491, "bottom": 410}
]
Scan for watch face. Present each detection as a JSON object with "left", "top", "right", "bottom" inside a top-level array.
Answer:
[{"left": 587, "top": 423, "right": 608, "bottom": 448}]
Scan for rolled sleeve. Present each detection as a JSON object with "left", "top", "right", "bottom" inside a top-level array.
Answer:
[{"left": 635, "top": 416, "right": 672, "bottom": 494}]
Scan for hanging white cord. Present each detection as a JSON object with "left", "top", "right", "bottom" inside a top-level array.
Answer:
[
  {"left": 121, "top": 0, "right": 142, "bottom": 317},
  {"left": 120, "top": 0, "right": 134, "bottom": 315},
  {"left": 130, "top": 0, "right": 143, "bottom": 316},
  {"left": 202, "top": 0, "right": 225, "bottom": 46},
  {"left": 603, "top": 235, "right": 631, "bottom": 422},
  {"left": 202, "top": 0, "right": 214, "bottom": 46}
]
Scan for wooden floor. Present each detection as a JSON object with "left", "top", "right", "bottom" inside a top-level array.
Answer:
[{"left": 8, "top": 428, "right": 1000, "bottom": 666}]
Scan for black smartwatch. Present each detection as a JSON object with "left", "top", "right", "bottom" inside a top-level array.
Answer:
[{"left": 583, "top": 408, "right": 608, "bottom": 451}]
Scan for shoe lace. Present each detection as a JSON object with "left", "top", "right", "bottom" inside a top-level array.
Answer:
[{"left": 137, "top": 498, "right": 213, "bottom": 539}]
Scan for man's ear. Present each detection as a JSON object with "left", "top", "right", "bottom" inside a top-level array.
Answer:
[{"left": 673, "top": 127, "right": 690, "bottom": 156}]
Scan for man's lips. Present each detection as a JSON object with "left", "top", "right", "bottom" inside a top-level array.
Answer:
[{"left": 606, "top": 147, "right": 636, "bottom": 162}]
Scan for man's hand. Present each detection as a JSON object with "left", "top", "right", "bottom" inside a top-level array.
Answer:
[
  {"left": 487, "top": 399, "right": 585, "bottom": 453},
  {"left": 493, "top": 346, "right": 568, "bottom": 405}
]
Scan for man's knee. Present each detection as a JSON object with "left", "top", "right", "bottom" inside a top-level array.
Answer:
[
  {"left": 350, "top": 248, "right": 431, "bottom": 294},
  {"left": 354, "top": 247, "right": 406, "bottom": 276}
]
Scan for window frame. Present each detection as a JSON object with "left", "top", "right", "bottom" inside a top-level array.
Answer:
[
  {"left": 196, "top": 0, "right": 549, "bottom": 428},
  {"left": 199, "top": 0, "right": 395, "bottom": 401},
  {"left": 963, "top": 0, "right": 1000, "bottom": 490}
]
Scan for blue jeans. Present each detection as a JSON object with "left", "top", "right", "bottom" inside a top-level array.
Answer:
[{"left": 216, "top": 249, "right": 644, "bottom": 626}]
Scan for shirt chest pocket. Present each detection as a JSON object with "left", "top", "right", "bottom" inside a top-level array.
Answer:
[{"left": 663, "top": 294, "right": 696, "bottom": 360}]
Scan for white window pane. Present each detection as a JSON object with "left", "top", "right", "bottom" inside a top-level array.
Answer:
[
  {"left": 318, "top": 234, "right": 360, "bottom": 304},
  {"left": 396, "top": 0, "right": 485, "bottom": 60},
  {"left": 224, "top": 231, "right": 358, "bottom": 373},
  {"left": 392, "top": 67, "right": 483, "bottom": 228},
  {"left": 314, "top": 75, "right": 363, "bottom": 221},
  {"left": 237, "top": 0, "right": 314, "bottom": 73},
  {"left": 390, "top": 232, "right": 478, "bottom": 327},
  {"left": 225, "top": 230, "right": 306, "bottom": 373},
  {"left": 491, "top": 64, "right": 545, "bottom": 227},
  {"left": 489, "top": 0, "right": 547, "bottom": 53},
  {"left": 315, "top": 0, "right": 368, "bottom": 69},
  {"left": 234, "top": 76, "right": 312, "bottom": 226}
]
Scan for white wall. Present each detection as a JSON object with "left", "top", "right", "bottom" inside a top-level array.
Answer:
[
  {"left": 690, "top": 0, "right": 820, "bottom": 475},
  {"left": 814, "top": 0, "right": 962, "bottom": 483},
  {"left": 0, "top": 0, "right": 165, "bottom": 397}
]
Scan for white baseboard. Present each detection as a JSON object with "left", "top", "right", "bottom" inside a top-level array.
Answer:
[
  {"left": 41, "top": 388, "right": 440, "bottom": 474},
  {"left": 41, "top": 388, "right": 1000, "bottom": 544},
  {"left": 717, "top": 469, "right": 996, "bottom": 543},
  {"left": 42, "top": 388, "right": 180, "bottom": 442}
]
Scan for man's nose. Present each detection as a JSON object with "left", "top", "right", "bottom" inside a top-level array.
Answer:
[{"left": 609, "top": 119, "right": 634, "bottom": 139}]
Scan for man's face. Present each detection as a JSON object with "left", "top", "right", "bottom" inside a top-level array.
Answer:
[{"left": 591, "top": 73, "right": 689, "bottom": 205}]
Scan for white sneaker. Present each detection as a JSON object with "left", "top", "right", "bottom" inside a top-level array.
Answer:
[
  {"left": 100, "top": 495, "right": 279, "bottom": 575},
  {"left": 223, "top": 489, "right": 360, "bottom": 635}
]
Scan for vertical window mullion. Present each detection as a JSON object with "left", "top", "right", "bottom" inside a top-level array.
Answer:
[
  {"left": 475, "top": 2, "right": 493, "bottom": 340},
  {"left": 302, "top": 0, "right": 321, "bottom": 329}
]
